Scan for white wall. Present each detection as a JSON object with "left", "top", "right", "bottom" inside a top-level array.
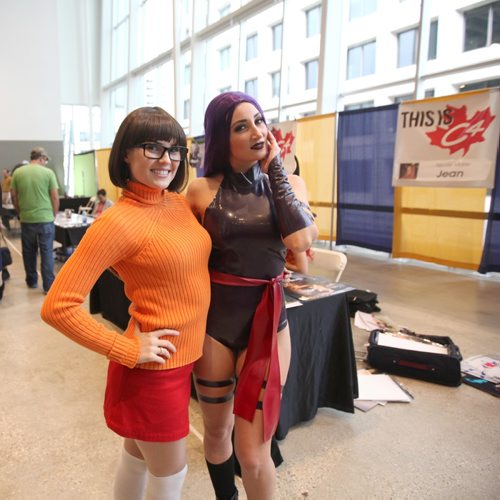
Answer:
[{"left": 0, "top": 0, "right": 62, "bottom": 141}]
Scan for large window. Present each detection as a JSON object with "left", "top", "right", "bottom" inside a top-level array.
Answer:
[
  {"left": 271, "top": 71, "right": 280, "bottom": 97},
  {"left": 219, "top": 46, "right": 231, "bottom": 70},
  {"left": 246, "top": 34, "right": 258, "bottom": 61},
  {"left": 398, "top": 28, "right": 417, "bottom": 67},
  {"left": 464, "top": 1, "right": 500, "bottom": 51},
  {"left": 245, "top": 78, "right": 258, "bottom": 98},
  {"left": 349, "top": 0, "right": 377, "bottom": 20},
  {"left": 306, "top": 5, "right": 321, "bottom": 37},
  {"left": 137, "top": 0, "right": 172, "bottom": 65},
  {"left": 428, "top": 20, "right": 438, "bottom": 60},
  {"left": 111, "top": 0, "right": 129, "bottom": 80},
  {"left": 272, "top": 23, "right": 282, "bottom": 51},
  {"left": 347, "top": 41, "right": 376, "bottom": 79},
  {"left": 305, "top": 59, "right": 319, "bottom": 89},
  {"left": 184, "top": 64, "right": 191, "bottom": 85}
]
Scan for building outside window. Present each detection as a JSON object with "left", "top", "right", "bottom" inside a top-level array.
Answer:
[
  {"left": 305, "top": 59, "right": 319, "bottom": 89},
  {"left": 246, "top": 34, "right": 258, "bottom": 61},
  {"left": 219, "top": 4, "right": 230, "bottom": 18},
  {"left": 398, "top": 28, "right": 417, "bottom": 67},
  {"left": 344, "top": 100, "right": 374, "bottom": 110},
  {"left": 464, "top": 1, "right": 500, "bottom": 51},
  {"left": 428, "top": 20, "right": 438, "bottom": 60},
  {"left": 394, "top": 93, "right": 414, "bottom": 103},
  {"left": 349, "top": 0, "right": 377, "bottom": 21},
  {"left": 347, "top": 41, "right": 376, "bottom": 79},
  {"left": 219, "top": 46, "right": 230, "bottom": 70},
  {"left": 183, "top": 99, "right": 190, "bottom": 119},
  {"left": 271, "top": 71, "right": 280, "bottom": 97},
  {"left": 245, "top": 78, "right": 258, "bottom": 98},
  {"left": 220, "top": 86, "right": 231, "bottom": 93},
  {"left": 306, "top": 5, "right": 321, "bottom": 37},
  {"left": 184, "top": 64, "right": 191, "bottom": 85},
  {"left": 459, "top": 78, "right": 500, "bottom": 92},
  {"left": 424, "top": 89, "right": 435, "bottom": 98},
  {"left": 272, "top": 23, "right": 282, "bottom": 51}
]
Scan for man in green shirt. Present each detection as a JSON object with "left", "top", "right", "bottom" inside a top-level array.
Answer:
[{"left": 11, "top": 147, "right": 60, "bottom": 293}]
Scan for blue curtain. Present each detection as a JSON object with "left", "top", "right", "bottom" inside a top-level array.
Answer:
[
  {"left": 479, "top": 141, "right": 500, "bottom": 273},
  {"left": 336, "top": 105, "right": 398, "bottom": 252}
]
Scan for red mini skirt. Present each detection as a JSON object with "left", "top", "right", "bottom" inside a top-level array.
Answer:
[{"left": 104, "top": 361, "right": 194, "bottom": 442}]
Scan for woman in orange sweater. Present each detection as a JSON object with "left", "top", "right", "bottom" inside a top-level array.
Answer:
[{"left": 41, "top": 107, "right": 212, "bottom": 500}]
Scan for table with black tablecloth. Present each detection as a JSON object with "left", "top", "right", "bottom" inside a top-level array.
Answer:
[{"left": 90, "top": 270, "right": 358, "bottom": 440}]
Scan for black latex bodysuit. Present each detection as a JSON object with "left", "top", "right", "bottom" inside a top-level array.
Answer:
[{"left": 203, "top": 164, "right": 288, "bottom": 352}]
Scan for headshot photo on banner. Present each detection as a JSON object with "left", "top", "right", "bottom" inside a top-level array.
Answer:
[
  {"left": 188, "top": 136, "right": 205, "bottom": 178},
  {"left": 270, "top": 120, "right": 297, "bottom": 174},
  {"left": 392, "top": 87, "right": 500, "bottom": 188}
]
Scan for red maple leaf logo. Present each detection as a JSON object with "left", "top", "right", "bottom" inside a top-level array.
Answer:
[
  {"left": 426, "top": 105, "right": 496, "bottom": 156},
  {"left": 271, "top": 127, "right": 295, "bottom": 161}
]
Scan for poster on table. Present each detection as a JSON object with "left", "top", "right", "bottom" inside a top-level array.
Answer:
[
  {"left": 392, "top": 88, "right": 500, "bottom": 188},
  {"left": 270, "top": 121, "right": 297, "bottom": 174}
]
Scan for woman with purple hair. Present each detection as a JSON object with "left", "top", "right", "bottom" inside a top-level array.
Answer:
[{"left": 187, "top": 91, "right": 317, "bottom": 499}]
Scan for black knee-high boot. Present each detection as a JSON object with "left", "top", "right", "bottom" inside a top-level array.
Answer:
[{"left": 206, "top": 455, "right": 238, "bottom": 500}]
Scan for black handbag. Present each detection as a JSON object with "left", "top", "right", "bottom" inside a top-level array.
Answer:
[
  {"left": 367, "top": 329, "right": 462, "bottom": 387},
  {"left": 1, "top": 232, "right": 12, "bottom": 267}
]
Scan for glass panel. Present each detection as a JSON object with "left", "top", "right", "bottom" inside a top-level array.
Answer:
[
  {"left": 271, "top": 71, "right": 280, "bottom": 97},
  {"left": 183, "top": 99, "right": 190, "bottom": 119},
  {"left": 272, "top": 23, "right": 282, "bottom": 51},
  {"left": 306, "top": 5, "right": 321, "bottom": 37},
  {"left": 464, "top": 4, "right": 488, "bottom": 51},
  {"left": 113, "top": 0, "right": 129, "bottom": 24},
  {"left": 112, "top": 20, "right": 128, "bottom": 79},
  {"left": 219, "top": 46, "right": 230, "bottom": 70},
  {"left": 364, "top": 41, "right": 376, "bottom": 75},
  {"left": 184, "top": 64, "right": 191, "bottom": 85},
  {"left": 141, "top": 60, "right": 175, "bottom": 114},
  {"left": 111, "top": 85, "right": 127, "bottom": 136},
  {"left": 493, "top": 2, "right": 500, "bottom": 44},
  {"left": 246, "top": 34, "right": 258, "bottom": 60},
  {"left": 137, "top": 0, "right": 172, "bottom": 65},
  {"left": 305, "top": 59, "right": 318, "bottom": 89},
  {"left": 428, "top": 20, "right": 438, "bottom": 60},
  {"left": 398, "top": 28, "right": 416, "bottom": 67},
  {"left": 347, "top": 46, "right": 362, "bottom": 79},
  {"left": 245, "top": 78, "right": 258, "bottom": 98},
  {"left": 349, "top": 0, "right": 377, "bottom": 20}
]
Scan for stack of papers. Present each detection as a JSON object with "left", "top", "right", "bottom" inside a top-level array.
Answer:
[{"left": 355, "top": 371, "right": 413, "bottom": 412}]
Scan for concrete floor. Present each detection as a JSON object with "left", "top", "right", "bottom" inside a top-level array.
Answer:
[{"left": 1, "top": 229, "right": 499, "bottom": 499}]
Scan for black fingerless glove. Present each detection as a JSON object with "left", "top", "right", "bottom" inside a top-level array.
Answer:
[{"left": 268, "top": 156, "right": 315, "bottom": 238}]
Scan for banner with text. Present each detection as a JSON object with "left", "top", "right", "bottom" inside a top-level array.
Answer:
[
  {"left": 270, "top": 120, "right": 297, "bottom": 174},
  {"left": 392, "top": 88, "right": 500, "bottom": 188}
]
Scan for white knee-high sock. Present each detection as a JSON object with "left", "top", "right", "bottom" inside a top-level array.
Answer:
[
  {"left": 113, "top": 448, "right": 148, "bottom": 500},
  {"left": 145, "top": 464, "right": 188, "bottom": 500}
]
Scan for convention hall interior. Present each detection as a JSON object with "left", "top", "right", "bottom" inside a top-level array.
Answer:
[{"left": 1, "top": 0, "right": 499, "bottom": 499}]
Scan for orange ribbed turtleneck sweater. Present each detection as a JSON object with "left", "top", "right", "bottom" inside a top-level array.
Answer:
[{"left": 41, "top": 181, "right": 212, "bottom": 370}]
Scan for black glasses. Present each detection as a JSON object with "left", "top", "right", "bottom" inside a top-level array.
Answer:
[{"left": 137, "top": 142, "right": 188, "bottom": 161}]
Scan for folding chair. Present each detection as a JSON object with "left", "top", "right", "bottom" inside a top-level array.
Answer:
[{"left": 311, "top": 248, "right": 347, "bottom": 282}]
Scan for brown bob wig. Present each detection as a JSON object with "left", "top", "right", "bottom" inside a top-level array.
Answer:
[{"left": 108, "top": 106, "right": 188, "bottom": 192}]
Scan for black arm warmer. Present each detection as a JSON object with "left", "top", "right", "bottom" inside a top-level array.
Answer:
[{"left": 267, "top": 156, "right": 315, "bottom": 238}]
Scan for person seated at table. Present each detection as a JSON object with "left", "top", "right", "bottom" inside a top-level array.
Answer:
[{"left": 91, "top": 188, "right": 114, "bottom": 217}]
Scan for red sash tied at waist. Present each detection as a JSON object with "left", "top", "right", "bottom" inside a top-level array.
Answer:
[{"left": 209, "top": 270, "right": 284, "bottom": 442}]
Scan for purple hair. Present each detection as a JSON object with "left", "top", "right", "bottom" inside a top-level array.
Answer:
[{"left": 203, "top": 91, "right": 266, "bottom": 177}]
